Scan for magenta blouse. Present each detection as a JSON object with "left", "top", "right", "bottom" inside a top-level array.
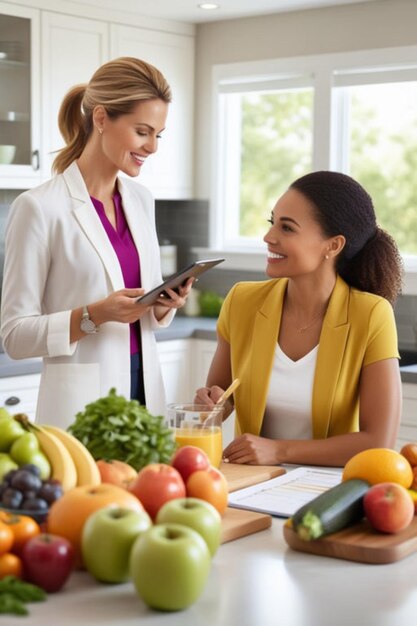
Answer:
[{"left": 90, "top": 191, "right": 141, "bottom": 355}]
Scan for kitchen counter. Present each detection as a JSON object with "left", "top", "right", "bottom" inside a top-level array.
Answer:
[
  {"left": 0, "top": 316, "right": 217, "bottom": 379},
  {"left": 6, "top": 514, "right": 417, "bottom": 626}
]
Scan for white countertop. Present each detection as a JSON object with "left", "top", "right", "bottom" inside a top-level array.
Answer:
[{"left": 7, "top": 516, "right": 417, "bottom": 626}]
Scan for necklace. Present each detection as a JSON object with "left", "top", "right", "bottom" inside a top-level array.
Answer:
[
  {"left": 288, "top": 306, "right": 327, "bottom": 333},
  {"left": 294, "top": 312, "right": 324, "bottom": 333}
]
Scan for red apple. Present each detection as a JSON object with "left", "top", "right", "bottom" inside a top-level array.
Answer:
[
  {"left": 96, "top": 459, "right": 137, "bottom": 489},
  {"left": 171, "top": 446, "right": 210, "bottom": 483},
  {"left": 21, "top": 533, "right": 74, "bottom": 592},
  {"left": 364, "top": 482, "right": 414, "bottom": 534},
  {"left": 129, "top": 464, "right": 186, "bottom": 520}
]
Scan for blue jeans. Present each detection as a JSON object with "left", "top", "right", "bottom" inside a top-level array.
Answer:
[{"left": 130, "top": 352, "right": 146, "bottom": 405}]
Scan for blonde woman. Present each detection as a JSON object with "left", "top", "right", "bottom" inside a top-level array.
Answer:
[{"left": 1, "top": 57, "right": 192, "bottom": 427}]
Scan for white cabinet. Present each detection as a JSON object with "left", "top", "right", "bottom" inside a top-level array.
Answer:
[
  {"left": 0, "top": 2, "right": 41, "bottom": 188},
  {"left": 110, "top": 24, "right": 194, "bottom": 199},
  {"left": 397, "top": 383, "right": 417, "bottom": 449},
  {"left": 156, "top": 339, "right": 193, "bottom": 405},
  {"left": 193, "top": 338, "right": 217, "bottom": 389},
  {"left": 0, "top": 5, "right": 194, "bottom": 196},
  {"left": 0, "top": 373, "right": 40, "bottom": 422},
  {"left": 41, "top": 12, "right": 109, "bottom": 177}
]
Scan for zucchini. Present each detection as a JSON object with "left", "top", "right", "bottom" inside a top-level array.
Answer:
[{"left": 291, "top": 478, "right": 370, "bottom": 541}]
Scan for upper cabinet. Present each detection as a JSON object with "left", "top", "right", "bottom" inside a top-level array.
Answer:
[
  {"left": 110, "top": 25, "right": 194, "bottom": 199},
  {"left": 0, "top": 1, "right": 41, "bottom": 188},
  {"left": 0, "top": 4, "right": 195, "bottom": 199},
  {"left": 41, "top": 12, "right": 109, "bottom": 177}
]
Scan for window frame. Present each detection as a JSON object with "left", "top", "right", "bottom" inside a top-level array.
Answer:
[{"left": 202, "top": 45, "right": 417, "bottom": 294}]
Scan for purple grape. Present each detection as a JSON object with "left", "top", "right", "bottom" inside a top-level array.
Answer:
[
  {"left": 20, "top": 464, "right": 42, "bottom": 477},
  {"left": 22, "top": 497, "right": 48, "bottom": 512},
  {"left": 38, "top": 481, "right": 63, "bottom": 504},
  {"left": 2, "top": 488, "right": 24, "bottom": 509},
  {"left": 23, "top": 490, "right": 38, "bottom": 500},
  {"left": 11, "top": 470, "right": 42, "bottom": 493},
  {"left": 3, "top": 470, "right": 18, "bottom": 485}
]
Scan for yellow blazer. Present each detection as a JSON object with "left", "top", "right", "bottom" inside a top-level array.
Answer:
[{"left": 217, "top": 276, "right": 399, "bottom": 439}]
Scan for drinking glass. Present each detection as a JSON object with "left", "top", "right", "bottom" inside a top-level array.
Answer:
[{"left": 166, "top": 403, "right": 224, "bottom": 468}]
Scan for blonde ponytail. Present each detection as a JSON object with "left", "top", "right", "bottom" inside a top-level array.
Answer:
[
  {"left": 52, "top": 57, "right": 171, "bottom": 175},
  {"left": 53, "top": 84, "right": 88, "bottom": 174}
]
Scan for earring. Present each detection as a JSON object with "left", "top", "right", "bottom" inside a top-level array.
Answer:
[
  {"left": 98, "top": 128, "right": 103, "bottom": 135},
  {"left": 325, "top": 254, "right": 329, "bottom": 260}
]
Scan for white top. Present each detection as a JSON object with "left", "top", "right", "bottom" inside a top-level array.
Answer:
[{"left": 260, "top": 343, "right": 318, "bottom": 440}]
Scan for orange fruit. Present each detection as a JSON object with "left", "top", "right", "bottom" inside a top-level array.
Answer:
[
  {"left": 0, "top": 553, "right": 23, "bottom": 579},
  {"left": 47, "top": 483, "right": 143, "bottom": 568},
  {"left": 342, "top": 448, "right": 413, "bottom": 488},
  {"left": 400, "top": 443, "right": 417, "bottom": 467}
]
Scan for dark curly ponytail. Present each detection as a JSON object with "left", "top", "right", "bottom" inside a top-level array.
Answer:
[{"left": 290, "top": 171, "right": 403, "bottom": 305}]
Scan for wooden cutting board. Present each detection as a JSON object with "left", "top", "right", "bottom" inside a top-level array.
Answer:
[
  {"left": 283, "top": 516, "right": 417, "bottom": 564},
  {"left": 221, "top": 506, "right": 272, "bottom": 543},
  {"left": 220, "top": 462, "right": 286, "bottom": 492},
  {"left": 217, "top": 463, "right": 283, "bottom": 543}
]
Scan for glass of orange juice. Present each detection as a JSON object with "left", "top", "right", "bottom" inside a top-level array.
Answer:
[{"left": 166, "top": 404, "right": 224, "bottom": 468}]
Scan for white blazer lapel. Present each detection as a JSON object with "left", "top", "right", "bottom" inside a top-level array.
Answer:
[
  {"left": 118, "top": 179, "right": 156, "bottom": 292},
  {"left": 63, "top": 163, "right": 124, "bottom": 292}
]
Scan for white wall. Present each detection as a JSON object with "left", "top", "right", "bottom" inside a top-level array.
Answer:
[{"left": 194, "top": 0, "right": 417, "bottom": 199}]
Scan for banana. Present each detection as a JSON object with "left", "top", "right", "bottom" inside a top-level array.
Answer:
[
  {"left": 41, "top": 425, "right": 101, "bottom": 487},
  {"left": 34, "top": 426, "right": 78, "bottom": 492}
]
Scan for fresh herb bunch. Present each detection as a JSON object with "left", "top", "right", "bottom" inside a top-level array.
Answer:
[
  {"left": 0, "top": 576, "right": 46, "bottom": 616},
  {"left": 68, "top": 388, "right": 176, "bottom": 471}
]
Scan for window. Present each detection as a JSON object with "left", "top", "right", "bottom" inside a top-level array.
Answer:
[
  {"left": 334, "top": 81, "right": 417, "bottom": 254},
  {"left": 220, "top": 87, "right": 313, "bottom": 245},
  {"left": 212, "top": 48, "right": 417, "bottom": 264}
]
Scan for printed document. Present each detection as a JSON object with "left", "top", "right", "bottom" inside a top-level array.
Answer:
[{"left": 228, "top": 466, "right": 342, "bottom": 517}]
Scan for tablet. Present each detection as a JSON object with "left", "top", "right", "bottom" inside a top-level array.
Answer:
[{"left": 136, "top": 258, "right": 225, "bottom": 306}]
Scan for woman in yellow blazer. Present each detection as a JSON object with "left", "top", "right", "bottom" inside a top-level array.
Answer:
[{"left": 196, "top": 171, "right": 403, "bottom": 466}]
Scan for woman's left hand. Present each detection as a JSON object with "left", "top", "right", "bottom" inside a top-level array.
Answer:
[
  {"left": 222, "top": 434, "right": 283, "bottom": 465},
  {"left": 154, "top": 278, "right": 194, "bottom": 310}
]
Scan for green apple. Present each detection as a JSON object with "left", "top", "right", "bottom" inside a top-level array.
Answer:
[
  {"left": 81, "top": 506, "right": 152, "bottom": 583},
  {"left": 0, "top": 452, "right": 18, "bottom": 480},
  {"left": 10, "top": 432, "right": 39, "bottom": 464},
  {"left": 0, "top": 418, "right": 26, "bottom": 452},
  {"left": 130, "top": 523, "right": 211, "bottom": 611},
  {"left": 156, "top": 497, "right": 222, "bottom": 556}
]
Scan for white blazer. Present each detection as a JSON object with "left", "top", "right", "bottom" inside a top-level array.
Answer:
[{"left": 1, "top": 162, "right": 174, "bottom": 428}]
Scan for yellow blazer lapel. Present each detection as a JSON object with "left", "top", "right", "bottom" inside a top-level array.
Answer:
[
  {"left": 248, "top": 279, "right": 288, "bottom": 435},
  {"left": 312, "top": 276, "right": 351, "bottom": 439}
]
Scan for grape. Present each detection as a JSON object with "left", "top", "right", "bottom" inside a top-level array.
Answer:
[
  {"left": 3, "top": 469, "right": 18, "bottom": 485},
  {"left": 23, "top": 489, "right": 38, "bottom": 501},
  {"left": 0, "top": 469, "right": 63, "bottom": 514},
  {"left": 11, "top": 469, "right": 42, "bottom": 493},
  {"left": 22, "top": 497, "right": 48, "bottom": 511},
  {"left": 2, "top": 487, "right": 24, "bottom": 509},
  {"left": 20, "top": 463, "right": 42, "bottom": 477},
  {"left": 38, "top": 481, "right": 63, "bottom": 504}
]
